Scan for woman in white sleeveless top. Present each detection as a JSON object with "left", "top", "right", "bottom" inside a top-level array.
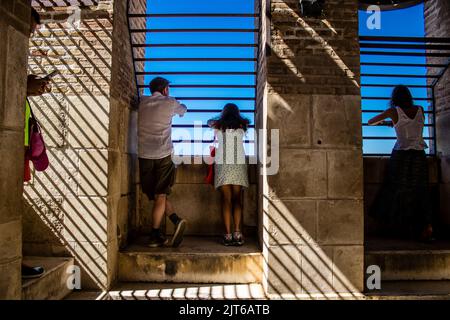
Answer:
[
  {"left": 368, "top": 85, "right": 434, "bottom": 242},
  {"left": 208, "top": 103, "right": 250, "bottom": 246}
]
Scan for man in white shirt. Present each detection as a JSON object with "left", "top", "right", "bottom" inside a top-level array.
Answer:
[{"left": 138, "top": 77, "right": 187, "bottom": 247}]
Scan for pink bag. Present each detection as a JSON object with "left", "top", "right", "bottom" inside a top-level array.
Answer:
[{"left": 27, "top": 102, "right": 49, "bottom": 172}]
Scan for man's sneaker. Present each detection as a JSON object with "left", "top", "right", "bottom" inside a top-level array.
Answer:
[
  {"left": 148, "top": 231, "right": 168, "bottom": 248},
  {"left": 232, "top": 231, "right": 244, "bottom": 246},
  {"left": 171, "top": 218, "right": 187, "bottom": 248},
  {"left": 222, "top": 233, "right": 233, "bottom": 246},
  {"left": 22, "top": 265, "right": 45, "bottom": 279}
]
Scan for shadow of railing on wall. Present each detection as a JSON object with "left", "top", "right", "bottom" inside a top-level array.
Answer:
[{"left": 24, "top": 2, "right": 115, "bottom": 289}]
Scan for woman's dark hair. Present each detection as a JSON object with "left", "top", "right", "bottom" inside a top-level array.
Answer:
[
  {"left": 390, "top": 85, "right": 414, "bottom": 109},
  {"left": 209, "top": 103, "right": 250, "bottom": 132},
  {"left": 31, "top": 8, "right": 41, "bottom": 24}
]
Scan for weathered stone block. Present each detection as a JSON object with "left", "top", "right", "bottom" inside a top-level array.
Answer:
[
  {"left": 120, "top": 153, "right": 132, "bottom": 195},
  {"left": 67, "top": 95, "right": 110, "bottom": 148},
  {"left": 327, "top": 150, "right": 363, "bottom": 199},
  {"left": 24, "top": 149, "right": 79, "bottom": 198},
  {"left": 117, "top": 195, "right": 130, "bottom": 249},
  {"left": 265, "top": 245, "right": 302, "bottom": 294},
  {"left": 317, "top": 200, "right": 363, "bottom": 245},
  {"left": 0, "top": 220, "right": 21, "bottom": 262},
  {"left": 27, "top": 95, "right": 67, "bottom": 148},
  {"left": 267, "top": 199, "right": 317, "bottom": 245},
  {"left": 268, "top": 149, "right": 327, "bottom": 199},
  {"left": 78, "top": 150, "right": 108, "bottom": 197},
  {"left": 0, "top": 130, "right": 24, "bottom": 224},
  {"left": 66, "top": 240, "right": 107, "bottom": 289},
  {"left": 300, "top": 244, "right": 334, "bottom": 295},
  {"left": 268, "top": 93, "right": 311, "bottom": 147},
  {"left": 436, "top": 110, "right": 450, "bottom": 156},
  {"left": 63, "top": 196, "right": 107, "bottom": 242},
  {"left": 127, "top": 109, "right": 138, "bottom": 154},
  {"left": 1, "top": 26, "right": 28, "bottom": 128},
  {"left": 22, "top": 197, "right": 63, "bottom": 246},
  {"left": 332, "top": 245, "right": 364, "bottom": 293},
  {"left": 0, "top": 259, "right": 21, "bottom": 300},
  {"left": 312, "top": 95, "right": 362, "bottom": 148}
]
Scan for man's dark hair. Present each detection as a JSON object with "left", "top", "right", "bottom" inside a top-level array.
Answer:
[
  {"left": 149, "top": 77, "right": 170, "bottom": 94},
  {"left": 31, "top": 8, "right": 41, "bottom": 24}
]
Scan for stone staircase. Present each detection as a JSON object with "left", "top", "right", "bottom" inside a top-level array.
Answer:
[
  {"left": 365, "top": 237, "right": 450, "bottom": 282},
  {"left": 22, "top": 256, "right": 74, "bottom": 300},
  {"left": 118, "top": 236, "right": 263, "bottom": 284}
]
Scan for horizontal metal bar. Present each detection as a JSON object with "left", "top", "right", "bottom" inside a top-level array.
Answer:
[
  {"left": 173, "top": 124, "right": 255, "bottom": 128},
  {"left": 361, "top": 84, "right": 433, "bottom": 88},
  {"left": 138, "top": 84, "right": 256, "bottom": 88},
  {"left": 175, "top": 97, "right": 255, "bottom": 101},
  {"left": 363, "top": 137, "right": 435, "bottom": 140},
  {"left": 364, "top": 153, "right": 436, "bottom": 157},
  {"left": 361, "top": 62, "right": 449, "bottom": 68},
  {"left": 359, "top": 36, "right": 450, "bottom": 43},
  {"left": 362, "top": 123, "right": 433, "bottom": 127},
  {"left": 134, "top": 58, "right": 257, "bottom": 62},
  {"left": 128, "top": 13, "right": 259, "bottom": 18},
  {"left": 361, "top": 51, "right": 450, "bottom": 57},
  {"left": 184, "top": 109, "right": 254, "bottom": 113},
  {"left": 362, "top": 97, "right": 432, "bottom": 101},
  {"left": 362, "top": 110, "right": 434, "bottom": 114},
  {"left": 136, "top": 71, "right": 256, "bottom": 75},
  {"left": 132, "top": 43, "right": 257, "bottom": 47},
  {"left": 172, "top": 140, "right": 254, "bottom": 143},
  {"left": 361, "top": 73, "right": 439, "bottom": 78},
  {"left": 130, "top": 28, "right": 258, "bottom": 33},
  {"left": 360, "top": 43, "right": 450, "bottom": 50}
]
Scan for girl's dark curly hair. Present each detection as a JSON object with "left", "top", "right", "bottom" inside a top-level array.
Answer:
[
  {"left": 208, "top": 103, "right": 250, "bottom": 132},
  {"left": 390, "top": 85, "right": 414, "bottom": 109}
]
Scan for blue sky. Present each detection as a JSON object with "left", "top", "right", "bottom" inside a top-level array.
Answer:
[
  {"left": 142, "top": 1, "right": 428, "bottom": 155},
  {"left": 143, "top": 0, "right": 256, "bottom": 156}
]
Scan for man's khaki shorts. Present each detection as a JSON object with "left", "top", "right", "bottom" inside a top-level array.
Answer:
[{"left": 139, "top": 155, "right": 176, "bottom": 200}]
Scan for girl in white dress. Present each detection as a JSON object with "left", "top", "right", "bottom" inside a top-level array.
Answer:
[{"left": 208, "top": 103, "right": 250, "bottom": 246}]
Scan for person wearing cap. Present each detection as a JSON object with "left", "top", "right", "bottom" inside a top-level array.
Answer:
[
  {"left": 138, "top": 77, "right": 188, "bottom": 247},
  {"left": 21, "top": 8, "right": 51, "bottom": 279}
]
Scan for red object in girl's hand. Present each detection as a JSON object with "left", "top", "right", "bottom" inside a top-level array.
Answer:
[{"left": 205, "top": 146, "right": 216, "bottom": 185}]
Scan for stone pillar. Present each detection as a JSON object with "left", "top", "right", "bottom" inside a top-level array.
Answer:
[
  {"left": 0, "top": 0, "right": 31, "bottom": 300},
  {"left": 23, "top": 0, "right": 144, "bottom": 289},
  {"left": 424, "top": 0, "right": 450, "bottom": 230},
  {"left": 258, "top": 0, "right": 364, "bottom": 297}
]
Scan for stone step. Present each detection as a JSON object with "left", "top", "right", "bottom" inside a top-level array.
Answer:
[
  {"left": 365, "top": 238, "right": 450, "bottom": 281},
  {"left": 118, "top": 236, "right": 263, "bottom": 283},
  {"left": 365, "top": 281, "right": 450, "bottom": 300},
  {"left": 22, "top": 256, "right": 74, "bottom": 300},
  {"left": 106, "top": 283, "right": 267, "bottom": 300}
]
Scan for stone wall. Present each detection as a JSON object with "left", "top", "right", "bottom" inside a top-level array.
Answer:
[
  {"left": 23, "top": 0, "right": 144, "bottom": 289},
  {"left": 137, "top": 163, "right": 258, "bottom": 236},
  {"left": 260, "top": 0, "right": 364, "bottom": 296},
  {"left": 0, "top": 0, "right": 31, "bottom": 300},
  {"left": 424, "top": 0, "right": 450, "bottom": 229}
]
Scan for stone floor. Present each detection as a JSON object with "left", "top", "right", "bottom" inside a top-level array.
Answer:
[
  {"left": 64, "top": 281, "right": 450, "bottom": 300},
  {"left": 123, "top": 235, "right": 260, "bottom": 254}
]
